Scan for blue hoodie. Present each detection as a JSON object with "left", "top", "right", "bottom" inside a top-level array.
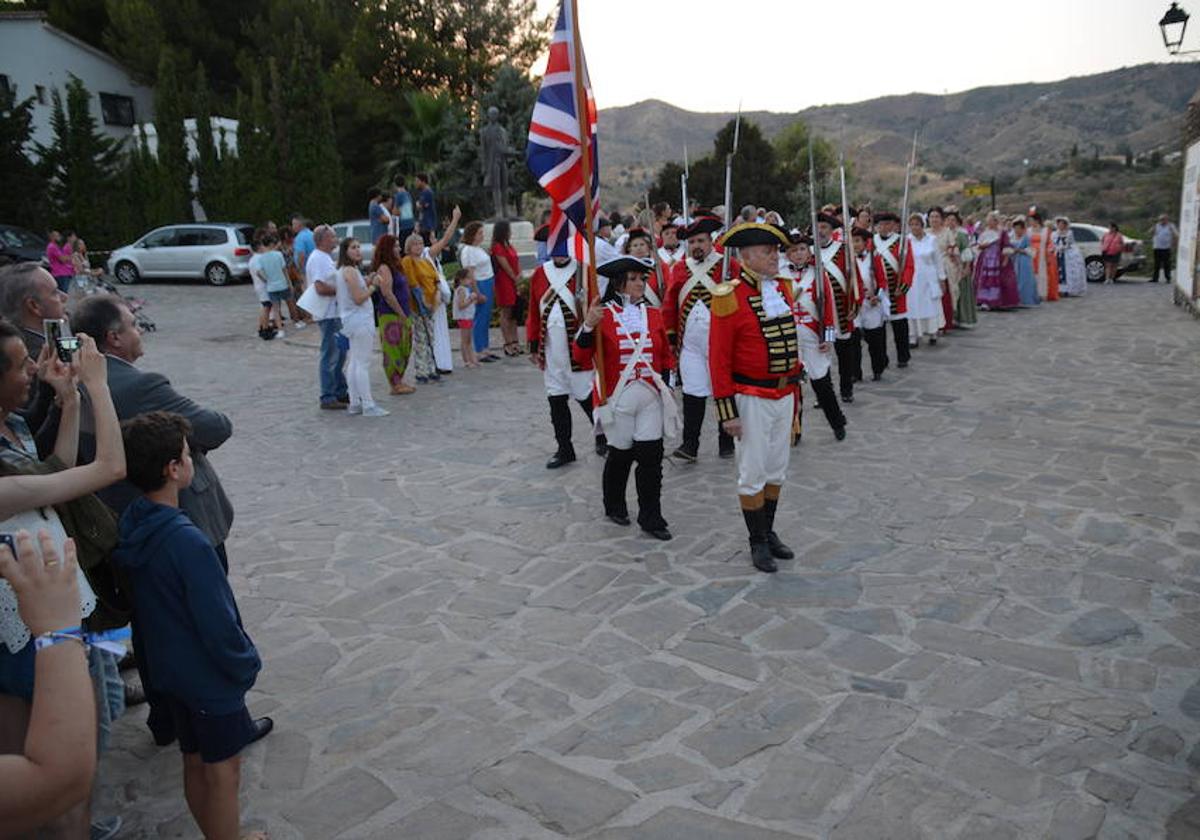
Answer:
[{"left": 115, "top": 497, "right": 260, "bottom": 714}]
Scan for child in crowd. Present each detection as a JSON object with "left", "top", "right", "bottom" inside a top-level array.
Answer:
[
  {"left": 247, "top": 233, "right": 274, "bottom": 339},
  {"left": 258, "top": 233, "right": 291, "bottom": 338},
  {"left": 114, "top": 412, "right": 265, "bottom": 840},
  {"left": 453, "top": 267, "right": 484, "bottom": 368}
]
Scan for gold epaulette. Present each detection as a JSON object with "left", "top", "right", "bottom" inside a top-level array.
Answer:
[{"left": 710, "top": 280, "right": 740, "bottom": 317}]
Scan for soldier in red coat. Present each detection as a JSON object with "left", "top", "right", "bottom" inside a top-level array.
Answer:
[
  {"left": 622, "top": 228, "right": 667, "bottom": 309},
  {"left": 815, "top": 213, "right": 863, "bottom": 404},
  {"left": 784, "top": 233, "right": 846, "bottom": 441},
  {"left": 662, "top": 214, "right": 736, "bottom": 462},
  {"left": 658, "top": 221, "right": 686, "bottom": 268},
  {"left": 872, "top": 211, "right": 914, "bottom": 367},
  {"left": 527, "top": 255, "right": 607, "bottom": 468},
  {"left": 574, "top": 256, "right": 675, "bottom": 541},
  {"left": 709, "top": 223, "right": 802, "bottom": 573}
]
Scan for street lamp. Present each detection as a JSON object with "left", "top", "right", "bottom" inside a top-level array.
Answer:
[{"left": 1161, "top": 3, "right": 1195, "bottom": 54}]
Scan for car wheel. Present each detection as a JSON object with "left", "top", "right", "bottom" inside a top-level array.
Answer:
[
  {"left": 1084, "top": 257, "right": 1105, "bottom": 283},
  {"left": 205, "top": 261, "right": 231, "bottom": 286},
  {"left": 115, "top": 261, "right": 139, "bottom": 285}
]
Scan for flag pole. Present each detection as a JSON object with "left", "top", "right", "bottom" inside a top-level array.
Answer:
[{"left": 569, "top": 0, "right": 605, "bottom": 402}]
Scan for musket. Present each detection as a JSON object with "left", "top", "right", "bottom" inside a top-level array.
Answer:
[
  {"left": 808, "top": 135, "right": 834, "bottom": 344},
  {"left": 719, "top": 103, "right": 742, "bottom": 283},
  {"left": 680, "top": 144, "right": 689, "bottom": 227},
  {"left": 897, "top": 130, "right": 919, "bottom": 273},
  {"left": 839, "top": 149, "right": 858, "bottom": 324}
]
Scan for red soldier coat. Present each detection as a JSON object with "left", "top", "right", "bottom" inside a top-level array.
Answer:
[
  {"left": 525, "top": 263, "right": 585, "bottom": 362},
  {"left": 662, "top": 253, "right": 738, "bottom": 343},
  {"left": 791, "top": 264, "right": 837, "bottom": 341},
  {"left": 572, "top": 302, "right": 674, "bottom": 398},
  {"left": 817, "top": 240, "right": 862, "bottom": 335},
  {"left": 871, "top": 232, "right": 914, "bottom": 315},
  {"left": 708, "top": 268, "right": 803, "bottom": 423}
]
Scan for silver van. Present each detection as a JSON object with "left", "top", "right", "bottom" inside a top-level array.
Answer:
[{"left": 107, "top": 223, "right": 255, "bottom": 286}]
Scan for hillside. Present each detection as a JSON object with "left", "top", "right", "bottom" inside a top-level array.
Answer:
[{"left": 596, "top": 63, "right": 1200, "bottom": 217}]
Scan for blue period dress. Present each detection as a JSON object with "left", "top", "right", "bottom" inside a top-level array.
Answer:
[{"left": 1011, "top": 233, "right": 1039, "bottom": 306}]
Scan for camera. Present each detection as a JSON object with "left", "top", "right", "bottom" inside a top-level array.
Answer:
[{"left": 43, "top": 319, "right": 79, "bottom": 363}]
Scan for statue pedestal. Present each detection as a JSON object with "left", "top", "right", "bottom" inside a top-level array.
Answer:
[{"left": 483, "top": 220, "right": 537, "bottom": 276}]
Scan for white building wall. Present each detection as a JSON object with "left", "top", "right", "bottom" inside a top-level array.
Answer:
[{"left": 0, "top": 14, "right": 155, "bottom": 151}]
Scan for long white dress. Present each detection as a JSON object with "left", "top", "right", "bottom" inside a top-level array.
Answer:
[
  {"left": 905, "top": 232, "right": 944, "bottom": 338},
  {"left": 423, "top": 248, "right": 454, "bottom": 371}
]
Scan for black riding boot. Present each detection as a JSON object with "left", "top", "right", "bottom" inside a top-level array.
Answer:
[
  {"left": 673, "top": 394, "right": 705, "bottom": 461},
  {"left": 741, "top": 506, "right": 777, "bottom": 573},
  {"left": 809, "top": 373, "right": 847, "bottom": 439},
  {"left": 546, "top": 395, "right": 576, "bottom": 469},
  {"left": 633, "top": 440, "right": 670, "bottom": 539},
  {"left": 603, "top": 446, "right": 635, "bottom": 525},
  {"left": 718, "top": 424, "right": 736, "bottom": 458},
  {"left": 762, "top": 496, "right": 794, "bottom": 559},
  {"left": 578, "top": 395, "right": 607, "bottom": 455}
]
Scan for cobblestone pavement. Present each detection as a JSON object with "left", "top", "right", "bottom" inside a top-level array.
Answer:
[{"left": 94, "top": 279, "right": 1200, "bottom": 839}]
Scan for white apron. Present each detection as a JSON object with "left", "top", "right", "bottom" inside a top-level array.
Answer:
[
  {"left": 794, "top": 269, "right": 833, "bottom": 380},
  {"left": 542, "top": 262, "right": 592, "bottom": 400},
  {"left": 678, "top": 252, "right": 722, "bottom": 398}
]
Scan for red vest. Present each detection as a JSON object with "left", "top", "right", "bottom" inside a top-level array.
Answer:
[{"left": 571, "top": 302, "right": 674, "bottom": 398}]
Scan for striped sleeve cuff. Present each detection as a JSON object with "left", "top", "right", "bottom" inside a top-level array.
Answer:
[{"left": 715, "top": 396, "right": 738, "bottom": 422}]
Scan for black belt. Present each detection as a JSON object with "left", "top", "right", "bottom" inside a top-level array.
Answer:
[{"left": 733, "top": 373, "right": 801, "bottom": 389}]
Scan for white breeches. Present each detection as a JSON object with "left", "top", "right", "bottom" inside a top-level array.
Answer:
[
  {"left": 734, "top": 393, "right": 792, "bottom": 496},
  {"left": 606, "top": 381, "right": 663, "bottom": 449}
]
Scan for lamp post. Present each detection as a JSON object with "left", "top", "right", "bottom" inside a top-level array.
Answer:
[{"left": 1161, "top": 3, "right": 1200, "bottom": 55}]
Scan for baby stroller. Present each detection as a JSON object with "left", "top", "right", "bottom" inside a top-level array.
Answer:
[{"left": 76, "top": 274, "right": 157, "bottom": 332}]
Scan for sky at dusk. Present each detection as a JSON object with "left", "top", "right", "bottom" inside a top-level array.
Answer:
[{"left": 533, "top": 0, "right": 1192, "bottom": 112}]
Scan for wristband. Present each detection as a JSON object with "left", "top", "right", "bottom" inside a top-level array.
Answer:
[{"left": 33, "top": 625, "right": 131, "bottom": 654}]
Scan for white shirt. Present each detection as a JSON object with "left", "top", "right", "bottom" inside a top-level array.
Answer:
[
  {"left": 760, "top": 278, "right": 790, "bottom": 318},
  {"left": 336, "top": 266, "right": 374, "bottom": 333},
  {"left": 458, "top": 244, "right": 494, "bottom": 282},
  {"left": 304, "top": 249, "right": 339, "bottom": 320}
]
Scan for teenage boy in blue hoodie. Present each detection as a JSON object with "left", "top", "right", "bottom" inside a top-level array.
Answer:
[{"left": 115, "top": 411, "right": 266, "bottom": 840}]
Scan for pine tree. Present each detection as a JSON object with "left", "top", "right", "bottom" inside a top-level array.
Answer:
[
  {"left": 0, "top": 84, "right": 45, "bottom": 231},
  {"left": 36, "top": 76, "right": 124, "bottom": 246},
  {"left": 152, "top": 50, "right": 192, "bottom": 223}
]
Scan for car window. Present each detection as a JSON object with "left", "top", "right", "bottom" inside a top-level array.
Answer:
[
  {"left": 200, "top": 228, "right": 228, "bottom": 246},
  {"left": 0, "top": 227, "right": 45, "bottom": 248},
  {"left": 142, "top": 228, "right": 178, "bottom": 247},
  {"left": 354, "top": 224, "right": 372, "bottom": 242},
  {"left": 1071, "top": 226, "right": 1098, "bottom": 243},
  {"left": 235, "top": 226, "right": 255, "bottom": 245}
]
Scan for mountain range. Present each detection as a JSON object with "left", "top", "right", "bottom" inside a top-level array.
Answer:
[{"left": 596, "top": 63, "right": 1200, "bottom": 199}]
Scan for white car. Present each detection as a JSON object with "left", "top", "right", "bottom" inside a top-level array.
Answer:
[
  {"left": 107, "top": 223, "right": 255, "bottom": 286},
  {"left": 1069, "top": 223, "right": 1146, "bottom": 282},
  {"left": 332, "top": 220, "right": 374, "bottom": 266}
]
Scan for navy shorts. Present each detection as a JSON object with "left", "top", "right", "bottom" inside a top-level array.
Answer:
[
  {"left": 268, "top": 289, "right": 292, "bottom": 303},
  {"left": 167, "top": 696, "right": 256, "bottom": 763}
]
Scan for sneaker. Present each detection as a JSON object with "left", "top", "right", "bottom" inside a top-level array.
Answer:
[
  {"left": 295, "top": 321, "right": 308, "bottom": 329},
  {"left": 362, "top": 405, "right": 390, "bottom": 417},
  {"left": 347, "top": 404, "right": 363, "bottom": 415}
]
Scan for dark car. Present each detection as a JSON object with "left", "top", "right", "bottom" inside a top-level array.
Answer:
[{"left": 0, "top": 224, "right": 48, "bottom": 266}]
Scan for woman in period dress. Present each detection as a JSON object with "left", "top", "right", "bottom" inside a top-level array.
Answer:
[
  {"left": 1027, "top": 210, "right": 1060, "bottom": 302},
  {"left": 928, "top": 207, "right": 958, "bottom": 333},
  {"left": 904, "top": 213, "right": 945, "bottom": 346},
  {"left": 947, "top": 211, "right": 977, "bottom": 327},
  {"left": 574, "top": 256, "right": 674, "bottom": 541},
  {"left": 1010, "top": 218, "right": 1038, "bottom": 306},
  {"left": 973, "top": 211, "right": 1021, "bottom": 310},
  {"left": 368, "top": 234, "right": 415, "bottom": 395},
  {"left": 1053, "top": 216, "right": 1087, "bottom": 297}
]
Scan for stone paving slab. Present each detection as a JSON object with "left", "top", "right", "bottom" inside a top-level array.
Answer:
[{"left": 91, "top": 280, "right": 1200, "bottom": 838}]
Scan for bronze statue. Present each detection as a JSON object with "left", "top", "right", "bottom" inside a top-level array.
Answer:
[{"left": 480, "top": 106, "right": 513, "bottom": 219}]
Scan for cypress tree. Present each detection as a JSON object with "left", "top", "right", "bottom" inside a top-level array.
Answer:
[
  {"left": 152, "top": 50, "right": 192, "bottom": 223},
  {"left": 192, "top": 62, "right": 223, "bottom": 220},
  {"left": 0, "top": 84, "right": 45, "bottom": 230}
]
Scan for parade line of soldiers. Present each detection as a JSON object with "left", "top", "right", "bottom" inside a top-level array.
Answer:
[{"left": 526, "top": 207, "right": 926, "bottom": 574}]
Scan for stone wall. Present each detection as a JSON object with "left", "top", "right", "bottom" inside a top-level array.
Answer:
[{"left": 1178, "top": 88, "right": 1200, "bottom": 319}]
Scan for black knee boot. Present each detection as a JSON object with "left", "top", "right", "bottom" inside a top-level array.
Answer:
[
  {"left": 546, "top": 395, "right": 575, "bottom": 469},
  {"left": 603, "top": 446, "right": 635, "bottom": 525},
  {"left": 633, "top": 440, "right": 670, "bottom": 539},
  {"left": 810, "top": 373, "right": 847, "bottom": 440},
  {"left": 674, "top": 394, "right": 705, "bottom": 461},
  {"left": 762, "top": 496, "right": 794, "bottom": 559},
  {"left": 579, "top": 395, "right": 607, "bottom": 455},
  {"left": 741, "top": 506, "right": 776, "bottom": 573},
  {"left": 718, "top": 422, "right": 735, "bottom": 458}
]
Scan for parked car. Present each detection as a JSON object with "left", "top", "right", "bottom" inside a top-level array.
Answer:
[
  {"left": 0, "top": 224, "right": 48, "bottom": 266},
  {"left": 332, "top": 220, "right": 374, "bottom": 266},
  {"left": 1069, "top": 223, "right": 1146, "bottom": 282},
  {"left": 106, "top": 223, "right": 255, "bottom": 286}
]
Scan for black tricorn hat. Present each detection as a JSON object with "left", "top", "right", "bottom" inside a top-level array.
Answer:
[
  {"left": 719, "top": 222, "right": 791, "bottom": 250},
  {"left": 682, "top": 215, "right": 723, "bottom": 238},
  {"left": 787, "top": 229, "right": 812, "bottom": 246},
  {"left": 597, "top": 255, "right": 655, "bottom": 278},
  {"left": 873, "top": 211, "right": 900, "bottom": 224},
  {"left": 534, "top": 224, "right": 550, "bottom": 243},
  {"left": 624, "top": 226, "right": 654, "bottom": 246},
  {"left": 817, "top": 212, "right": 842, "bottom": 229}
]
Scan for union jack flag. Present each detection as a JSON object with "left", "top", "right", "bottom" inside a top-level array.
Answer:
[{"left": 527, "top": 0, "right": 599, "bottom": 263}]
